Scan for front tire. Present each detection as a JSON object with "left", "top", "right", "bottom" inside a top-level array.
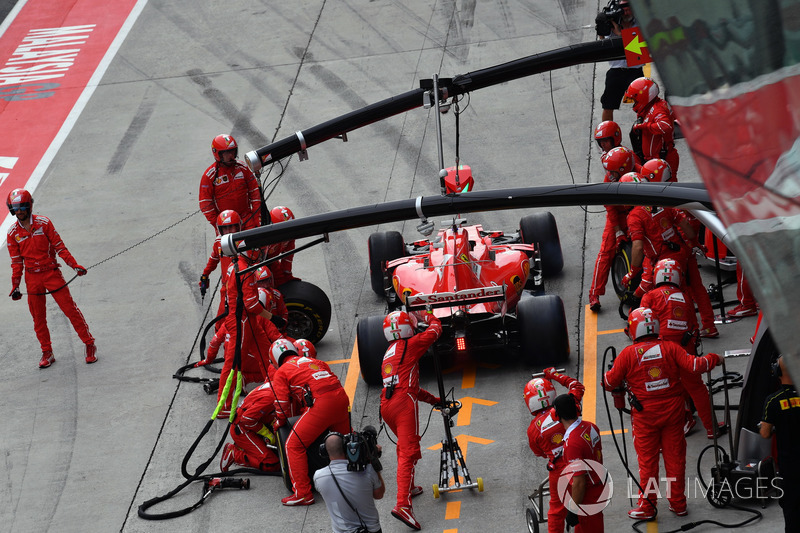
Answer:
[
  {"left": 357, "top": 315, "right": 389, "bottom": 386},
  {"left": 368, "top": 231, "right": 405, "bottom": 296}
]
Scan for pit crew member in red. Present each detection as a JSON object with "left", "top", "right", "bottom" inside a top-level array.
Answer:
[
  {"left": 199, "top": 134, "right": 262, "bottom": 231},
  {"left": 199, "top": 210, "right": 241, "bottom": 330},
  {"left": 270, "top": 339, "right": 351, "bottom": 506},
  {"left": 380, "top": 310, "right": 442, "bottom": 531},
  {"left": 526, "top": 368, "right": 586, "bottom": 533},
  {"left": 220, "top": 373, "right": 282, "bottom": 473},
  {"left": 553, "top": 394, "right": 604, "bottom": 533},
  {"left": 604, "top": 308, "right": 720, "bottom": 519},
  {"left": 6, "top": 189, "right": 96, "bottom": 368},
  {"left": 265, "top": 206, "right": 299, "bottom": 287},
  {"left": 640, "top": 259, "right": 722, "bottom": 439},
  {"left": 624, "top": 77, "right": 679, "bottom": 179}
]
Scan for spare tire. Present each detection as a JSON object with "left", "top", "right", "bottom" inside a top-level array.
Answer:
[{"left": 280, "top": 280, "right": 332, "bottom": 344}]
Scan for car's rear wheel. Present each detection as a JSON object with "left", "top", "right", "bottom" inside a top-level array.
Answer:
[
  {"left": 520, "top": 212, "right": 563, "bottom": 276},
  {"left": 280, "top": 280, "right": 332, "bottom": 344},
  {"left": 368, "top": 231, "right": 405, "bottom": 296},
  {"left": 357, "top": 315, "right": 389, "bottom": 385},
  {"left": 517, "top": 294, "right": 570, "bottom": 365}
]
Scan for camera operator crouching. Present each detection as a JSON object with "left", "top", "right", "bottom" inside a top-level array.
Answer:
[{"left": 314, "top": 428, "right": 386, "bottom": 533}]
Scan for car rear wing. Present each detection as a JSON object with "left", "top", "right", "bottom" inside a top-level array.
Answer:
[{"left": 405, "top": 285, "right": 506, "bottom": 311}]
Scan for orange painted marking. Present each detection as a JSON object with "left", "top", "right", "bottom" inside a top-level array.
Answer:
[
  {"left": 443, "top": 361, "right": 500, "bottom": 389},
  {"left": 427, "top": 434, "right": 493, "bottom": 460},
  {"left": 600, "top": 429, "right": 629, "bottom": 436},
  {"left": 456, "top": 397, "right": 498, "bottom": 426},
  {"left": 583, "top": 304, "right": 599, "bottom": 424},
  {"left": 445, "top": 501, "right": 462, "bottom": 520},
  {"left": 343, "top": 338, "right": 361, "bottom": 408}
]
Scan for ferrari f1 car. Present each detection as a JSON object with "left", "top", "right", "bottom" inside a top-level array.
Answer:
[{"left": 356, "top": 166, "right": 570, "bottom": 385}]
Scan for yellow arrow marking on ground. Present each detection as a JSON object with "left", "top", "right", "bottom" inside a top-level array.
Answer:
[
  {"left": 427, "top": 434, "right": 494, "bottom": 460},
  {"left": 455, "top": 397, "right": 498, "bottom": 426},
  {"left": 442, "top": 361, "right": 500, "bottom": 389},
  {"left": 625, "top": 34, "right": 648, "bottom": 55}
]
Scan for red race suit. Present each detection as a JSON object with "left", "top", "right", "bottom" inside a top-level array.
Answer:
[
  {"left": 199, "top": 160, "right": 262, "bottom": 230},
  {"left": 228, "top": 370, "right": 285, "bottom": 472},
  {"left": 527, "top": 371, "right": 585, "bottom": 533},
  {"left": 266, "top": 239, "right": 298, "bottom": 287},
  {"left": 604, "top": 340, "right": 718, "bottom": 512},
  {"left": 380, "top": 314, "right": 442, "bottom": 509},
  {"left": 218, "top": 259, "right": 272, "bottom": 410},
  {"left": 590, "top": 170, "right": 632, "bottom": 301},
  {"left": 272, "top": 355, "right": 350, "bottom": 500},
  {"left": 640, "top": 285, "right": 715, "bottom": 433},
  {"left": 7, "top": 215, "right": 94, "bottom": 354},
  {"left": 636, "top": 98, "right": 679, "bottom": 179},
  {"left": 202, "top": 236, "right": 233, "bottom": 329},
  {"left": 562, "top": 419, "right": 605, "bottom": 533}
]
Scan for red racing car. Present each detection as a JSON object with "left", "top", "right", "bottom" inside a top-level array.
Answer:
[{"left": 356, "top": 166, "right": 570, "bottom": 385}]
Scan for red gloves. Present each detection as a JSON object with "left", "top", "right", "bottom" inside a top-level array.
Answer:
[
  {"left": 615, "top": 230, "right": 629, "bottom": 252},
  {"left": 543, "top": 367, "right": 558, "bottom": 380},
  {"left": 706, "top": 352, "right": 721, "bottom": 369},
  {"left": 9, "top": 286, "right": 21, "bottom": 300},
  {"left": 74, "top": 265, "right": 87, "bottom": 276},
  {"left": 621, "top": 265, "right": 642, "bottom": 290}
]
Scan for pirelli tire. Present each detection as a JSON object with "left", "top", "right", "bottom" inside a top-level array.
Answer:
[
  {"left": 611, "top": 241, "right": 633, "bottom": 299},
  {"left": 368, "top": 231, "right": 405, "bottom": 296},
  {"left": 516, "top": 294, "right": 570, "bottom": 365},
  {"left": 276, "top": 416, "right": 330, "bottom": 492},
  {"left": 357, "top": 315, "right": 390, "bottom": 386},
  {"left": 279, "top": 280, "right": 332, "bottom": 344},
  {"left": 519, "top": 212, "right": 563, "bottom": 277}
]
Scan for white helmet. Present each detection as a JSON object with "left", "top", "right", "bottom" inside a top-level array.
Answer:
[
  {"left": 523, "top": 378, "right": 557, "bottom": 414},
  {"left": 382, "top": 311, "right": 416, "bottom": 341}
]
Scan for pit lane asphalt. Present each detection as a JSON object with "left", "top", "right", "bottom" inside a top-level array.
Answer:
[{"left": 0, "top": 0, "right": 784, "bottom": 532}]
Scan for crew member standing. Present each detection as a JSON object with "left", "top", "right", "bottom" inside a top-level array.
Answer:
[
  {"left": 380, "top": 310, "right": 442, "bottom": 530},
  {"left": 6, "top": 189, "right": 97, "bottom": 368},
  {"left": 597, "top": 0, "right": 642, "bottom": 122},
  {"left": 552, "top": 394, "right": 605, "bottom": 533},
  {"left": 640, "top": 259, "right": 723, "bottom": 439},
  {"left": 265, "top": 205, "right": 299, "bottom": 287},
  {"left": 760, "top": 356, "right": 800, "bottom": 532},
  {"left": 199, "top": 134, "right": 262, "bottom": 231},
  {"left": 526, "top": 368, "right": 585, "bottom": 532},
  {"left": 604, "top": 308, "right": 720, "bottom": 519},
  {"left": 624, "top": 78, "right": 679, "bottom": 179},
  {"left": 270, "top": 338, "right": 351, "bottom": 506},
  {"left": 199, "top": 209, "right": 241, "bottom": 330}
]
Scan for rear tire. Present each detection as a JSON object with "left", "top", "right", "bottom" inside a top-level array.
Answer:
[
  {"left": 368, "top": 231, "right": 405, "bottom": 296},
  {"left": 280, "top": 280, "right": 332, "bottom": 344},
  {"left": 357, "top": 315, "right": 389, "bottom": 385},
  {"left": 516, "top": 294, "right": 570, "bottom": 365},
  {"left": 520, "top": 212, "right": 563, "bottom": 276},
  {"left": 611, "top": 242, "right": 632, "bottom": 299}
]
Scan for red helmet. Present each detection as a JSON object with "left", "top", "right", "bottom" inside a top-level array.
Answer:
[
  {"left": 7, "top": 188, "right": 33, "bottom": 215},
  {"left": 270, "top": 206, "right": 295, "bottom": 223},
  {"left": 619, "top": 171, "right": 647, "bottom": 183},
  {"left": 627, "top": 307, "right": 660, "bottom": 341},
  {"left": 240, "top": 247, "right": 263, "bottom": 263},
  {"left": 383, "top": 311, "right": 416, "bottom": 341},
  {"left": 593, "top": 121, "right": 622, "bottom": 151},
  {"left": 216, "top": 209, "right": 242, "bottom": 235},
  {"left": 294, "top": 339, "right": 316, "bottom": 358},
  {"left": 211, "top": 134, "right": 238, "bottom": 161},
  {"left": 523, "top": 378, "right": 557, "bottom": 414},
  {"left": 255, "top": 265, "right": 274, "bottom": 288},
  {"left": 601, "top": 146, "right": 636, "bottom": 178},
  {"left": 624, "top": 77, "right": 659, "bottom": 113},
  {"left": 270, "top": 338, "right": 298, "bottom": 366},
  {"left": 654, "top": 258, "right": 681, "bottom": 287},
  {"left": 641, "top": 158, "right": 672, "bottom": 183}
]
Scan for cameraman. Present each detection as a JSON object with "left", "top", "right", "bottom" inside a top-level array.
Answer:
[
  {"left": 596, "top": 0, "right": 643, "bottom": 121},
  {"left": 314, "top": 432, "right": 385, "bottom": 533}
]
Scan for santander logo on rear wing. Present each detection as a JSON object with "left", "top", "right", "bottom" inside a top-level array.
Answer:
[{"left": 406, "top": 285, "right": 506, "bottom": 310}]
